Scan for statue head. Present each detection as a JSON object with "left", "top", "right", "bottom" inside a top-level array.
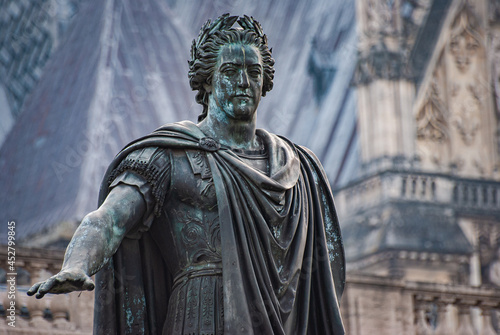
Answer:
[{"left": 188, "top": 14, "right": 275, "bottom": 122}]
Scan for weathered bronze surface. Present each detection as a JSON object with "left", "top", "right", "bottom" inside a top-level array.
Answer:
[{"left": 28, "top": 14, "right": 345, "bottom": 334}]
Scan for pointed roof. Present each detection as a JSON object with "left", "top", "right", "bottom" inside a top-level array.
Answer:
[{"left": 0, "top": 0, "right": 359, "bottom": 244}]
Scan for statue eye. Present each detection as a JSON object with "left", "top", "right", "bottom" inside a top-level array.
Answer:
[
  {"left": 222, "top": 67, "right": 236, "bottom": 76},
  {"left": 249, "top": 69, "right": 261, "bottom": 77}
]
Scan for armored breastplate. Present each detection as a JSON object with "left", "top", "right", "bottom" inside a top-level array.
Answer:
[
  {"left": 163, "top": 150, "right": 222, "bottom": 277},
  {"left": 154, "top": 148, "right": 268, "bottom": 279}
]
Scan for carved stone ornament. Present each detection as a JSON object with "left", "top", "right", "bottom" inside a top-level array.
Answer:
[
  {"left": 365, "top": 0, "right": 395, "bottom": 37},
  {"left": 476, "top": 223, "right": 500, "bottom": 286},
  {"left": 416, "top": 80, "right": 448, "bottom": 142},
  {"left": 449, "top": 5, "right": 482, "bottom": 73},
  {"left": 353, "top": 47, "right": 411, "bottom": 84},
  {"left": 450, "top": 83, "right": 482, "bottom": 145}
]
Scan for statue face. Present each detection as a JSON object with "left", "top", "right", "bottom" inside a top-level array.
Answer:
[{"left": 208, "top": 43, "right": 264, "bottom": 121}]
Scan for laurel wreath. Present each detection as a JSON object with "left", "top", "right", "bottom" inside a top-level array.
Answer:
[{"left": 189, "top": 14, "right": 269, "bottom": 66}]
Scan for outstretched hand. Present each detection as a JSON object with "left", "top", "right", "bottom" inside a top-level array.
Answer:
[{"left": 27, "top": 268, "right": 95, "bottom": 299}]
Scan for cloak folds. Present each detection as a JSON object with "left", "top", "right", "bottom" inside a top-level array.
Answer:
[{"left": 93, "top": 121, "right": 345, "bottom": 334}]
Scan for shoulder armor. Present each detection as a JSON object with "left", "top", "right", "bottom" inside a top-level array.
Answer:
[{"left": 108, "top": 147, "right": 171, "bottom": 217}]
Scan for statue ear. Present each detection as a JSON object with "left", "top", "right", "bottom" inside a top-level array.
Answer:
[{"left": 203, "top": 83, "right": 212, "bottom": 93}]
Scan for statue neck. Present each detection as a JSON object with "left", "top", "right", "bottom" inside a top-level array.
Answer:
[{"left": 197, "top": 113, "right": 260, "bottom": 151}]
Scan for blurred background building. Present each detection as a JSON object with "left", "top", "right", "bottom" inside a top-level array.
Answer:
[{"left": 0, "top": 0, "right": 499, "bottom": 333}]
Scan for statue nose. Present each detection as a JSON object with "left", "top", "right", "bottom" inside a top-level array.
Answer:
[{"left": 238, "top": 71, "right": 250, "bottom": 88}]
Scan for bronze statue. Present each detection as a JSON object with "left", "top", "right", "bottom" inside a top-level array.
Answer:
[{"left": 28, "top": 14, "right": 345, "bottom": 334}]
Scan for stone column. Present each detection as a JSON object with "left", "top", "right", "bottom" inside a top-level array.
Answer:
[
  {"left": 414, "top": 302, "right": 433, "bottom": 335},
  {"left": 434, "top": 300, "right": 452, "bottom": 335},
  {"left": 456, "top": 304, "right": 476, "bottom": 335},
  {"left": 479, "top": 305, "right": 498, "bottom": 335}
]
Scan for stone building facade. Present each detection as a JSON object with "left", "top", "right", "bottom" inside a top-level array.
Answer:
[
  {"left": 335, "top": 0, "right": 500, "bottom": 333},
  {"left": 0, "top": 0, "right": 499, "bottom": 334}
]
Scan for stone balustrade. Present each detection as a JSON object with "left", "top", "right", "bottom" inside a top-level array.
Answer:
[
  {"left": 452, "top": 181, "right": 500, "bottom": 210},
  {"left": 342, "top": 274, "right": 500, "bottom": 335},
  {"left": 412, "top": 281, "right": 500, "bottom": 335},
  {"left": 0, "top": 288, "right": 91, "bottom": 334},
  {"left": 0, "top": 246, "right": 93, "bottom": 333},
  {"left": 334, "top": 170, "right": 500, "bottom": 217}
]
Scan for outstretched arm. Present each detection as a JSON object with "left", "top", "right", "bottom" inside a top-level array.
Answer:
[{"left": 27, "top": 183, "right": 146, "bottom": 298}]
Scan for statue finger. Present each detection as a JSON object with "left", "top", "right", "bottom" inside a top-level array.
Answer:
[
  {"left": 36, "top": 277, "right": 57, "bottom": 298},
  {"left": 27, "top": 282, "right": 43, "bottom": 296},
  {"left": 82, "top": 277, "right": 95, "bottom": 291}
]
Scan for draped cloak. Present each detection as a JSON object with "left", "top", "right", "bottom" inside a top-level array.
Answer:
[{"left": 93, "top": 121, "right": 345, "bottom": 334}]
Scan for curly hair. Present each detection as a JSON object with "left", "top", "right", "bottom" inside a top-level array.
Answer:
[{"left": 188, "top": 15, "right": 275, "bottom": 122}]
